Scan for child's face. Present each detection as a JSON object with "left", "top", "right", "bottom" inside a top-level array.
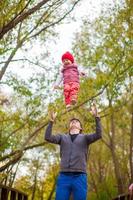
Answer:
[{"left": 62, "top": 59, "right": 72, "bottom": 65}]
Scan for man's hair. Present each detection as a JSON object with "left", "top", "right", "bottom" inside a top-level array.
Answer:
[{"left": 69, "top": 118, "right": 83, "bottom": 133}]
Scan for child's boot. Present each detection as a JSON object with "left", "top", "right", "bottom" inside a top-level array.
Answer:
[
  {"left": 71, "top": 98, "right": 77, "bottom": 105},
  {"left": 66, "top": 104, "right": 71, "bottom": 111}
]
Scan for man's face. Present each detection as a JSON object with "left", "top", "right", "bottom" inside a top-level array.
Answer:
[{"left": 69, "top": 119, "right": 81, "bottom": 131}]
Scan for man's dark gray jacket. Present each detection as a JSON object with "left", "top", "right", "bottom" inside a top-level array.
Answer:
[{"left": 45, "top": 117, "right": 102, "bottom": 173}]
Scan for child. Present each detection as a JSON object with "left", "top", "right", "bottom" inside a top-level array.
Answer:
[{"left": 54, "top": 52, "right": 85, "bottom": 109}]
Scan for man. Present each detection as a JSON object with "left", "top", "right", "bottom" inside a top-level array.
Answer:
[{"left": 44, "top": 104, "right": 102, "bottom": 200}]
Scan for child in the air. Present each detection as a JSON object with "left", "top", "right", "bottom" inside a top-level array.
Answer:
[{"left": 54, "top": 51, "right": 86, "bottom": 109}]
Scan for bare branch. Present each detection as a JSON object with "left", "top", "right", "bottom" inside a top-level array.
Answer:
[
  {"left": 0, "top": 40, "right": 23, "bottom": 81},
  {"left": 0, "top": 58, "right": 47, "bottom": 70},
  {"left": 26, "top": 0, "right": 63, "bottom": 37},
  {"left": 0, "top": 0, "right": 50, "bottom": 39},
  {"left": 0, "top": 141, "right": 47, "bottom": 162},
  {"left": 9, "top": 0, "right": 33, "bottom": 24},
  {"left": 0, "top": 48, "right": 18, "bottom": 80},
  {"left": 31, "top": 0, "right": 80, "bottom": 38},
  {"left": 0, "top": 152, "right": 23, "bottom": 172}
]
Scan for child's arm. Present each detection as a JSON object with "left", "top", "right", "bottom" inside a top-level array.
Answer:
[
  {"left": 78, "top": 65, "right": 87, "bottom": 78},
  {"left": 54, "top": 73, "right": 63, "bottom": 90}
]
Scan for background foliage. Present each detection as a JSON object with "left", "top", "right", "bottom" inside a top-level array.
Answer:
[{"left": 0, "top": 0, "right": 132, "bottom": 199}]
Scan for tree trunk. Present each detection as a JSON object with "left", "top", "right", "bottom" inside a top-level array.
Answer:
[
  {"left": 129, "top": 102, "right": 133, "bottom": 183},
  {"left": 89, "top": 163, "right": 100, "bottom": 200},
  {"left": 31, "top": 167, "right": 38, "bottom": 200},
  {"left": 47, "top": 180, "right": 56, "bottom": 200},
  {"left": 109, "top": 103, "right": 124, "bottom": 194}
]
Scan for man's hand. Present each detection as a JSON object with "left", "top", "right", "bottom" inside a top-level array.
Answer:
[
  {"left": 49, "top": 111, "right": 57, "bottom": 122},
  {"left": 129, "top": 183, "right": 133, "bottom": 195},
  {"left": 90, "top": 102, "right": 100, "bottom": 117}
]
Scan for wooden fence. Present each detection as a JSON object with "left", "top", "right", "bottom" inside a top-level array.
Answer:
[
  {"left": 112, "top": 193, "right": 133, "bottom": 200},
  {"left": 0, "top": 184, "right": 28, "bottom": 200}
]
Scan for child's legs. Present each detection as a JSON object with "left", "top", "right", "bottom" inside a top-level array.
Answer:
[
  {"left": 55, "top": 174, "right": 72, "bottom": 200},
  {"left": 64, "top": 83, "right": 71, "bottom": 105},
  {"left": 70, "top": 82, "right": 80, "bottom": 103},
  {"left": 72, "top": 174, "right": 88, "bottom": 200}
]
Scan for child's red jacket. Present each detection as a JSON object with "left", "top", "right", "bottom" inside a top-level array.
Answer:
[{"left": 61, "top": 63, "right": 79, "bottom": 84}]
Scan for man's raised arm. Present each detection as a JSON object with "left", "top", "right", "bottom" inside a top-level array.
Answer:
[
  {"left": 44, "top": 112, "right": 61, "bottom": 144},
  {"left": 86, "top": 103, "right": 102, "bottom": 144}
]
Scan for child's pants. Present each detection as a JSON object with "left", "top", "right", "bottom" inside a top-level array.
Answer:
[
  {"left": 64, "top": 82, "right": 80, "bottom": 105},
  {"left": 55, "top": 173, "right": 88, "bottom": 200}
]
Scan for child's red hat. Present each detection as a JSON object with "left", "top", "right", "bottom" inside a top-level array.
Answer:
[{"left": 61, "top": 52, "right": 74, "bottom": 63}]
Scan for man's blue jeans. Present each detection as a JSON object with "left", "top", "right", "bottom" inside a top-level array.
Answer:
[{"left": 55, "top": 173, "right": 88, "bottom": 200}]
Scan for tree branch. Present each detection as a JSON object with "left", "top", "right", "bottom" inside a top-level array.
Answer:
[
  {"left": 0, "top": 0, "right": 50, "bottom": 39},
  {"left": 8, "top": 0, "right": 32, "bottom": 25},
  {"left": 25, "top": 0, "right": 63, "bottom": 37},
  {"left": 30, "top": 0, "right": 81, "bottom": 38},
  {"left": 0, "top": 40, "right": 23, "bottom": 81},
  {"left": 0, "top": 58, "right": 47, "bottom": 70},
  {"left": 0, "top": 141, "right": 47, "bottom": 162},
  {"left": 0, "top": 152, "right": 23, "bottom": 172}
]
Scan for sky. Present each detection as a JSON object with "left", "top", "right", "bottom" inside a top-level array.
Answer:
[{"left": 50, "top": 0, "right": 123, "bottom": 61}]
